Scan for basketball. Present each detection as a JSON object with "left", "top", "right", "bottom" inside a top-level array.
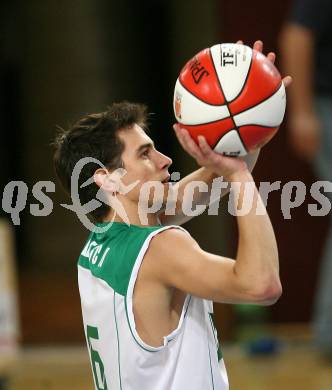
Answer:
[{"left": 173, "top": 43, "right": 286, "bottom": 156}]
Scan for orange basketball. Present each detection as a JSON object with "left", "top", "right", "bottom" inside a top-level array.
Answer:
[{"left": 174, "top": 43, "right": 286, "bottom": 156}]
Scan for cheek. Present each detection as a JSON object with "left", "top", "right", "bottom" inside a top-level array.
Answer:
[
  {"left": 124, "top": 161, "right": 153, "bottom": 183},
  {"left": 122, "top": 161, "right": 140, "bottom": 183},
  {"left": 120, "top": 166, "right": 146, "bottom": 199},
  {"left": 120, "top": 174, "right": 140, "bottom": 200}
]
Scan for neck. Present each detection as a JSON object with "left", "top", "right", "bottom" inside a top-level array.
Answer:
[{"left": 103, "top": 195, "right": 161, "bottom": 227}]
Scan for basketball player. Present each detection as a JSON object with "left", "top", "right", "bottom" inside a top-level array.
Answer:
[{"left": 54, "top": 42, "right": 291, "bottom": 389}]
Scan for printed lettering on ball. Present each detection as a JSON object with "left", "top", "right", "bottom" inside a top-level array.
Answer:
[{"left": 173, "top": 43, "right": 286, "bottom": 156}]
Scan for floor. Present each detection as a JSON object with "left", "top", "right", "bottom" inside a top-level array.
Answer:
[{"left": 2, "top": 325, "right": 332, "bottom": 390}]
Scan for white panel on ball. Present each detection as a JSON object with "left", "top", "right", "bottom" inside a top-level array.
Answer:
[
  {"left": 174, "top": 80, "right": 230, "bottom": 125},
  {"left": 210, "top": 44, "right": 252, "bottom": 103},
  {"left": 214, "top": 129, "right": 247, "bottom": 156},
  {"left": 233, "top": 84, "right": 286, "bottom": 127}
]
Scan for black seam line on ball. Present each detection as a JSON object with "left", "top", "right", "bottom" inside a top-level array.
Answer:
[
  {"left": 216, "top": 44, "right": 253, "bottom": 154},
  {"left": 234, "top": 123, "right": 279, "bottom": 129},
  {"left": 210, "top": 46, "right": 227, "bottom": 104},
  {"left": 229, "top": 81, "right": 284, "bottom": 117},
  {"left": 227, "top": 52, "right": 254, "bottom": 106},
  {"left": 178, "top": 79, "right": 226, "bottom": 107},
  {"left": 212, "top": 125, "right": 248, "bottom": 154},
  {"left": 236, "top": 127, "right": 248, "bottom": 153}
]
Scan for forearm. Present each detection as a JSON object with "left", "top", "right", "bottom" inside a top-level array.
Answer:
[
  {"left": 230, "top": 170, "right": 281, "bottom": 303},
  {"left": 158, "top": 167, "right": 220, "bottom": 225},
  {"left": 279, "top": 23, "right": 315, "bottom": 114},
  {"left": 175, "top": 167, "right": 220, "bottom": 211},
  {"left": 160, "top": 150, "right": 260, "bottom": 225}
]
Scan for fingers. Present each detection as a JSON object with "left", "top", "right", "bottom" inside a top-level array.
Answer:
[
  {"left": 267, "top": 52, "right": 276, "bottom": 63},
  {"left": 198, "top": 136, "right": 221, "bottom": 164},
  {"left": 237, "top": 40, "right": 276, "bottom": 66},
  {"left": 174, "top": 125, "right": 221, "bottom": 165},
  {"left": 197, "top": 135, "right": 211, "bottom": 153},
  {"left": 253, "top": 40, "right": 263, "bottom": 52},
  {"left": 174, "top": 125, "right": 205, "bottom": 161},
  {"left": 197, "top": 135, "right": 217, "bottom": 159},
  {"left": 243, "top": 41, "right": 277, "bottom": 65},
  {"left": 252, "top": 42, "right": 276, "bottom": 65},
  {"left": 282, "top": 75, "right": 293, "bottom": 88},
  {"left": 182, "top": 131, "right": 207, "bottom": 161}
]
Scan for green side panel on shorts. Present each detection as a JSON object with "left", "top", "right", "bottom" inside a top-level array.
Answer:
[{"left": 78, "top": 222, "right": 162, "bottom": 296}]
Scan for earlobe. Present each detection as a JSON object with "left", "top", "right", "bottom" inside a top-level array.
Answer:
[
  {"left": 94, "top": 169, "right": 119, "bottom": 194},
  {"left": 93, "top": 169, "right": 106, "bottom": 189}
]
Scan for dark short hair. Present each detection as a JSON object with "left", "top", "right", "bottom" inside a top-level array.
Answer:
[{"left": 53, "top": 101, "right": 148, "bottom": 222}]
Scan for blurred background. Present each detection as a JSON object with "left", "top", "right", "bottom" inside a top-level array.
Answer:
[{"left": 1, "top": 0, "right": 331, "bottom": 389}]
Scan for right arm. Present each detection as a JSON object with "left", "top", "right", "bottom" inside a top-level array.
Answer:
[
  {"left": 279, "top": 18, "right": 320, "bottom": 160},
  {"left": 149, "top": 168, "right": 281, "bottom": 306},
  {"left": 279, "top": 23, "right": 315, "bottom": 116}
]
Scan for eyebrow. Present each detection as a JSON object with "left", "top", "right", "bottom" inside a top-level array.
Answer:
[{"left": 136, "top": 142, "right": 155, "bottom": 155}]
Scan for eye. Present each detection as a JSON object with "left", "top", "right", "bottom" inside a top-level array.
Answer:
[{"left": 141, "top": 149, "right": 150, "bottom": 158}]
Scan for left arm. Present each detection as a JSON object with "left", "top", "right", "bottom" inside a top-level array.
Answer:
[
  {"left": 158, "top": 134, "right": 260, "bottom": 225},
  {"left": 158, "top": 166, "right": 219, "bottom": 226}
]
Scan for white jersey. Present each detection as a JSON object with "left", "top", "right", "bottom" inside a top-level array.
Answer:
[{"left": 78, "top": 222, "right": 229, "bottom": 390}]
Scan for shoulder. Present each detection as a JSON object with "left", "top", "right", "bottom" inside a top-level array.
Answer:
[
  {"left": 150, "top": 227, "right": 200, "bottom": 254},
  {"left": 145, "top": 227, "right": 204, "bottom": 279}
]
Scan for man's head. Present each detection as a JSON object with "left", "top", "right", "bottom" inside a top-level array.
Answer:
[{"left": 53, "top": 102, "right": 172, "bottom": 222}]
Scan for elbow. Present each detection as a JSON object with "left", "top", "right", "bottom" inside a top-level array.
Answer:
[{"left": 251, "top": 278, "right": 283, "bottom": 306}]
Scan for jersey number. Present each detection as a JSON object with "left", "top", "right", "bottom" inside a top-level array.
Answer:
[{"left": 87, "top": 325, "right": 109, "bottom": 390}]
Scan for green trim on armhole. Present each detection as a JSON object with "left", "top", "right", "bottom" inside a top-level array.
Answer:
[
  {"left": 124, "top": 298, "right": 160, "bottom": 353},
  {"left": 207, "top": 335, "right": 215, "bottom": 390},
  {"left": 114, "top": 292, "right": 123, "bottom": 389}
]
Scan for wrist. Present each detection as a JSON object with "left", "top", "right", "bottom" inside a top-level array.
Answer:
[
  {"left": 226, "top": 168, "right": 253, "bottom": 183},
  {"left": 202, "top": 166, "right": 219, "bottom": 179}
]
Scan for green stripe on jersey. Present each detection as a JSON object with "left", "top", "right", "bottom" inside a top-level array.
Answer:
[{"left": 78, "top": 222, "right": 161, "bottom": 296}]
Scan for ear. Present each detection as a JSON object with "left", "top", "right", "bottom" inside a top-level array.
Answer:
[{"left": 94, "top": 168, "right": 120, "bottom": 193}]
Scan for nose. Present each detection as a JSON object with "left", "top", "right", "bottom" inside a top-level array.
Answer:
[{"left": 156, "top": 150, "right": 172, "bottom": 170}]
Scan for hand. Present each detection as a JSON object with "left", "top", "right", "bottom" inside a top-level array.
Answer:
[
  {"left": 288, "top": 111, "right": 321, "bottom": 161},
  {"left": 238, "top": 39, "right": 292, "bottom": 87},
  {"left": 173, "top": 124, "right": 248, "bottom": 180}
]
